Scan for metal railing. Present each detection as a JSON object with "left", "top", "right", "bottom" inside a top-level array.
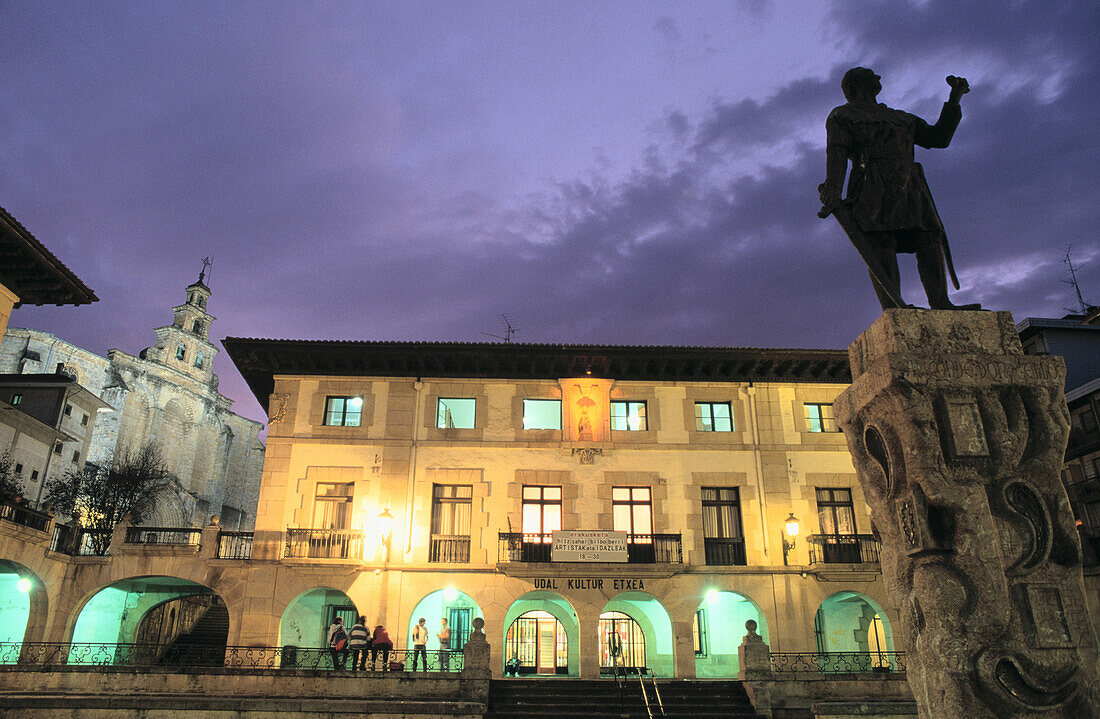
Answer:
[
  {"left": 125, "top": 527, "right": 202, "bottom": 546},
  {"left": 49, "top": 524, "right": 112, "bottom": 556},
  {"left": 429, "top": 535, "right": 470, "bottom": 563},
  {"left": 0, "top": 502, "right": 51, "bottom": 533},
  {"left": 217, "top": 531, "right": 254, "bottom": 559},
  {"left": 770, "top": 651, "right": 905, "bottom": 674},
  {"left": 703, "top": 537, "right": 747, "bottom": 566},
  {"left": 807, "top": 534, "right": 881, "bottom": 564},
  {"left": 498, "top": 533, "right": 682, "bottom": 564},
  {"left": 284, "top": 528, "right": 365, "bottom": 559},
  {"left": 0, "top": 642, "right": 462, "bottom": 672}
]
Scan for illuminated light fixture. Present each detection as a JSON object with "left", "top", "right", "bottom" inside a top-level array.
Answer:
[
  {"left": 781, "top": 513, "right": 800, "bottom": 566},
  {"left": 17, "top": 577, "right": 31, "bottom": 593},
  {"left": 705, "top": 589, "right": 719, "bottom": 603},
  {"left": 443, "top": 587, "right": 458, "bottom": 601}
]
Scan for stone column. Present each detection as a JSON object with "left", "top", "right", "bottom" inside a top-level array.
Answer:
[
  {"left": 834, "top": 309, "right": 1100, "bottom": 719},
  {"left": 738, "top": 620, "right": 774, "bottom": 718}
]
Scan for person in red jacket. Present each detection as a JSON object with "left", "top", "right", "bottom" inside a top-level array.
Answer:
[{"left": 370, "top": 625, "right": 393, "bottom": 671}]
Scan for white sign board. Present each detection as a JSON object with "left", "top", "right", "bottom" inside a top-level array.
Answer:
[{"left": 551, "top": 530, "right": 628, "bottom": 562}]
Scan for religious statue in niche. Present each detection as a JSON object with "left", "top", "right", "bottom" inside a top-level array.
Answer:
[
  {"left": 820, "top": 68, "right": 980, "bottom": 311},
  {"left": 574, "top": 384, "right": 595, "bottom": 442}
]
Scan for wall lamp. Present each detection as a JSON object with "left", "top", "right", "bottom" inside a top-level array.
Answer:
[
  {"left": 378, "top": 507, "right": 394, "bottom": 562},
  {"left": 781, "top": 513, "right": 800, "bottom": 566}
]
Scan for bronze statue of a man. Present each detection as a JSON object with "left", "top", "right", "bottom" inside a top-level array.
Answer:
[{"left": 820, "top": 67, "right": 979, "bottom": 311}]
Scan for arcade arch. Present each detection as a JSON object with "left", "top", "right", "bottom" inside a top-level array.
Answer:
[
  {"left": 406, "top": 588, "right": 482, "bottom": 656},
  {"left": 0, "top": 561, "right": 46, "bottom": 658},
  {"left": 693, "top": 590, "right": 767, "bottom": 678},
  {"left": 599, "top": 592, "right": 673, "bottom": 677},
  {"left": 502, "top": 591, "right": 578, "bottom": 676},
  {"left": 814, "top": 591, "right": 896, "bottom": 669}
]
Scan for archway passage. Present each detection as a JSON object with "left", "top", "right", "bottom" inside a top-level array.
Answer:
[
  {"left": 502, "top": 591, "right": 578, "bottom": 677},
  {"left": 693, "top": 590, "right": 767, "bottom": 678},
  {"left": 506, "top": 611, "right": 568, "bottom": 675},
  {"left": 599, "top": 592, "right": 674, "bottom": 677},
  {"left": 278, "top": 587, "right": 359, "bottom": 668},
  {"left": 68, "top": 576, "right": 226, "bottom": 666},
  {"left": 0, "top": 560, "right": 46, "bottom": 663},
  {"left": 406, "top": 588, "right": 482, "bottom": 654},
  {"left": 814, "top": 592, "right": 897, "bottom": 671}
]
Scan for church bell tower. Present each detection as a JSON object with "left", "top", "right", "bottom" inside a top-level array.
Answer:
[{"left": 144, "top": 262, "right": 218, "bottom": 383}]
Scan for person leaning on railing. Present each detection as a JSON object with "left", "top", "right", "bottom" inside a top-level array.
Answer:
[{"left": 370, "top": 625, "right": 393, "bottom": 671}]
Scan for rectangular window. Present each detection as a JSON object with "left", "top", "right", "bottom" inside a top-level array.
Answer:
[
  {"left": 80, "top": 413, "right": 89, "bottom": 426},
  {"left": 612, "top": 487, "right": 653, "bottom": 535},
  {"left": 816, "top": 488, "right": 856, "bottom": 535},
  {"left": 437, "top": 398, "right": 476, "bottom": 429},
  {"left": 311, "top": 482, "right": 353, "bottom": 529},
  {"left": 702, "top": 487, "right": 746, "bottom": 565},
  {"left": 10, "top": 394, "right": 21, "bottom": 406},
  {"left": 64, "top": 404, "right": 72, "bottom": 417},
  {"left": 323, "top": 396, "right": 362, "bottom": 427},
  {"left": 522, "top": 399, "right": 562, "bottom": 430},
  {"left": 53, "top": 442, "right": 62, "bottom": 454},
  {"left": 1085, "top": 460, "right": 1099, "bottom": 481},
  {"left": 522, "top": 486, "right": 562, "bottom": 537},
  {"left": 693, "top": 609, "right": 708, "bottom": 656},
  {"left": 30, "top": 471, "right": 38, "bottom": 481},
  {"left": 72, "top": 451, "right": 80, "bottom": 463},
  {"left": 14, "top": 463, "right": 22, "bottom": 475},
  {"left": 1073, "top": 406, "right": 1098, "bottom": 433},
  {"left": 695, "top": 402, "right": 733, "bottom": 432},
  {"left": 430, "top": 485, "right": 472, "bottom": 563},
  {"left": 804, "top": 403, "right": 838, "bottom": 433},
  {"left": 610, "top": 401, "right": 647, "bottom": 431}
]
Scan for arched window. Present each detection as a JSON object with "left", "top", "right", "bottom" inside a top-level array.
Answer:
[
  {"left": 194, "top": 351, "right": 205, "bottom": 369},
  {"left": 192, "top": 320, "right": 203, "bottom": 334},
  {"left": 598, "top": 611, "right": 645, "bottom": 671},
  {"left": 176, "top": 343, "right": 186, "bottom": 361}
]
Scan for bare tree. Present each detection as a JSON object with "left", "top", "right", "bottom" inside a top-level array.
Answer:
[{"left": 44, "top": 443, "right": 177, "bottom": 555}]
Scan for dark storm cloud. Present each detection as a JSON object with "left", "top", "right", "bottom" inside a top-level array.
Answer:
[{"left": 2, "top": 1, "right": 1096, "bottom": 423}]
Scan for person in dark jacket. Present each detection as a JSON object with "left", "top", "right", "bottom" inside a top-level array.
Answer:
[{"left": 370, "top": 625, "right": 393, "bottom": 671}]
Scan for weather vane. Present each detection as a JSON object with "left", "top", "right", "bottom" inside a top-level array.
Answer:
[{"left": 199, "top": 256, "right": 213, "bottom": 285}]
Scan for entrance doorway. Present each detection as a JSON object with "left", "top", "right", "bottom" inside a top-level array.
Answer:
[
  {"left": 598, "top": 611, "right": 645, "bottom": 674},
  {"left": 505, "top": 610, "right": 567, "bottom": 674}
]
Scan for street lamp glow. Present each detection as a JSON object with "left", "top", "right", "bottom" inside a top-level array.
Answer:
[
  {"left": 17, "top": 577, "right": 31, "bottom": 593},
  {"left": 705, "top": 589, "right": 719, "bottom": 603},
  {"left": 443, "top": 587, "right": 458, "bottom": 601},
  {"left": 784, "top": 513, "right": 800, "bottom": 538},
  {"left": 377, "top": 507, "right": 394, "bottom": 543}
]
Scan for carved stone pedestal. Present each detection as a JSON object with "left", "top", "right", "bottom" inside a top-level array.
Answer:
[{"left": 834, "top": 309, "right": 1100, "bottom": 719}]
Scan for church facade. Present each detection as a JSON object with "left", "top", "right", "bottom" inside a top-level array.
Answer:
[{"left": 0, "top": 273, "right": 264, "bottom": 528}]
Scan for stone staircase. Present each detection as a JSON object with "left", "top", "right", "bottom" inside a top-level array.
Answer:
[{"left": 487, "top": 679, "right": 762, "bottom": 719}]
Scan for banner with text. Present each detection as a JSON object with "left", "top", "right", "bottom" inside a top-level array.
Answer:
[{"left": 552, "top": 530, "right": 628, "bottom": 562}]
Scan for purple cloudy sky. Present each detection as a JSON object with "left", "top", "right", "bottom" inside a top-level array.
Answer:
[{"left": 2, "top": 1, "right": 1097, "bottom": 425}]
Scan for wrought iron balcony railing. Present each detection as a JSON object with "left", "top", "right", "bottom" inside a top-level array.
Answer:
[
  {"left": 498, "top": 532, "right": 682, "bottom": 564},
  {"left": 49, "top": 524, "right": 112, "bottom": 556},
  {"left": 807, "top": 534, "right": 881, "bottom": 564},
  {"left": 429, "top": 535, "right": 470, "bottom": 563},
  {"left": 770, "top": 651, "right": 905, "bottom": 674},
  {"left": 284, "top": 528, "right": 365, "bottom": 559},
  {"left": 0, "top": 502, "right": 51, "bottom": 532},
  {"left": 216, "top": 531, "right": 254, "bottom": 559},
  {"left": 703, "top": 537, "right": 747, "bottom": 566},
  {"left": 124, "top": 527, "right": 202, "bottom": 546},
  {"left": 0, "top": 642, "right": 462, "bottom": 672}
]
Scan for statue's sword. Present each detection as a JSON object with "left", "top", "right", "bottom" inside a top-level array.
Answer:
[{"left": 818, "top": 199, "right": 906, "bottom": 309}]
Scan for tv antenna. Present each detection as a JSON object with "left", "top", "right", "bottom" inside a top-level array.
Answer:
[
  {"left": 481, "top": 314, "right": 520, "bottom": 343},
  {"left": 1062, "top": 246, "right": 1091, "bottom": 315}
]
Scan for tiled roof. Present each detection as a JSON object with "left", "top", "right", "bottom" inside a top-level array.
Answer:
[
  {"left": 0, "top": 206, "right": 97, "bottom": 307},
  {"left": 222, "top": 337, "right": 851, "bottom": 412}
]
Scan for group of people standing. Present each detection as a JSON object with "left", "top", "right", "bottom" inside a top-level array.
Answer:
[{"left": 326, "top": 616, "right": 452, "bottom": 672}]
